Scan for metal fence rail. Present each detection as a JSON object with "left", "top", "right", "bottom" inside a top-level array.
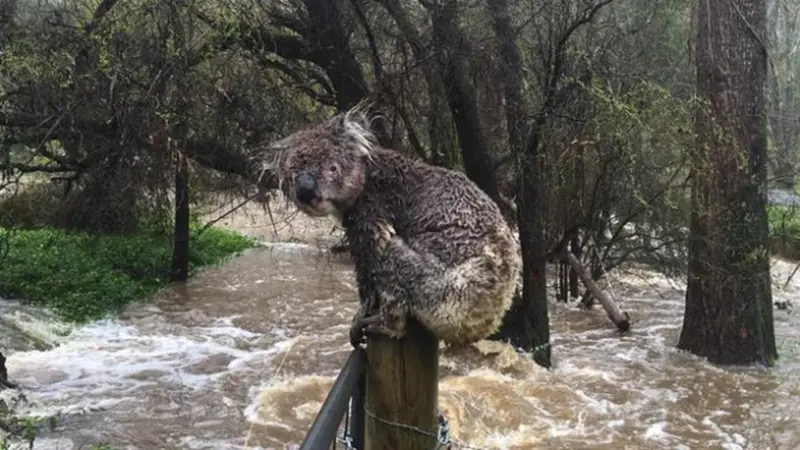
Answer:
[{"left": 299, "top": 347, "right": 367, "bottom": 450}]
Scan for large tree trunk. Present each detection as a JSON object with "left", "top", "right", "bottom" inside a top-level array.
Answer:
[
  {"left": 485, "top": 0, "right": 550, "bottom": 368},
  {"left": 678, "top": 0, "right": 777, "bottom": 366}
]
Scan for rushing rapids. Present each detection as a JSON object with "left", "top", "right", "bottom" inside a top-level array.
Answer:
[{"left": 2, "top": 203, "right": 799, "bottom": 450}]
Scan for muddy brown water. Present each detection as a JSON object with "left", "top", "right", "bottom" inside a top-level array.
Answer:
[{"left": 3, "top": 202, "right": 800, "bottom": 450}]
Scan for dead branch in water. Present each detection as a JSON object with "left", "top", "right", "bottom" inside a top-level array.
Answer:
[{"left": 566, "top": 251, "right": 631, "bottom": 332}]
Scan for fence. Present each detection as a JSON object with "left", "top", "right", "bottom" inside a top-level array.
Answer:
[
  {"left": 297, "top": 320, "right": 454, "bottom": 450},
  {"left": 298, "top": 347, "right": 366, "bottom": 450}
]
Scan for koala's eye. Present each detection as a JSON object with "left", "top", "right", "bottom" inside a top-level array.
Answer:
[{"left": 327, "top": 164, "right": 339, "bottom": 174}]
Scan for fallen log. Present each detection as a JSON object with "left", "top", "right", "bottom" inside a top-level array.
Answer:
[{"left": 566, "top": 252, "right": 631, "bottom": 332}]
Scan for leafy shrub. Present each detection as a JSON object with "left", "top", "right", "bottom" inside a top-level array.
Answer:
[
  {"left": 0, "top": 223, "right": 254, "bottom": 322},
  {"left": 768, "top": 205, "right": 800, "bottom": 240}
]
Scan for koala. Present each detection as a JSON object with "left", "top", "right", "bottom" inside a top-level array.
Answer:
[{"left": 260, "top": 106, "right": 522, "bottom": 348}]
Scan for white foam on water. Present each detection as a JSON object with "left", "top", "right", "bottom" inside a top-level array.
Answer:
[
  {"left": 5, "top": 318, "right": 298, "bottom": 418},
  {"left": 16, "top": 437, "right": 77, "bottom": 450},
  {"left": 0, "top": 300, "right": 76, "bottom": 351},
  {"left": 643, "top": 421, "right": 669, "bottom": 440}
]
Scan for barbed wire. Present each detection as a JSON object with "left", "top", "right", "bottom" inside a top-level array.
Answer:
[{"left": 335, "top": 408, "right": 490, "bottom": 450}]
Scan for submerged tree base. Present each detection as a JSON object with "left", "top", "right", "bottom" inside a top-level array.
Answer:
[
  {"left": 679, "top": 0, "right": 777, "bottom": 366},
  {"left": 0, "top": 223, "right": 254, "bottom": 322}
]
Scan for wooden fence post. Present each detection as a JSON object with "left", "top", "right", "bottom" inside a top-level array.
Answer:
[{"left": 364, "top": 319, "right": 439, "bottom": 450}]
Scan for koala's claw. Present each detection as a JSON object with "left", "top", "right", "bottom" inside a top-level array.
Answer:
[
  {"left": 349, "top": 313, "right": 380, "bottom": 348},
  {"left": 349, "top": 325, "right": 367, "bottom": 348},
  {"left": 348, "top": 313, "right": 406, "bottom": 347},
  {"left": 374, "top": 220, "right": 396, "bottom": 251},
  {"left": 376, "top": 220, "right": 395, "bottom": 239}
]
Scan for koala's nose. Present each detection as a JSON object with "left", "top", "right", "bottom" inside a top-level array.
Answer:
[{"left": 294, "top": 172, "right": 318, "bottom": 204}]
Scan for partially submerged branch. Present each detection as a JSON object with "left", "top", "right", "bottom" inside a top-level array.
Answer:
[{"left": 566, "top": 251, "right": 630, "bottom": 332}]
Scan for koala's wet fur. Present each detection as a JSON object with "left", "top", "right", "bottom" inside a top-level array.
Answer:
[{"left": 264, "top": 107, "right": 522, "bottom": 347}]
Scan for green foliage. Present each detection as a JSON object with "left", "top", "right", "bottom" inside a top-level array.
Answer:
[
  {"left": 768, "top": 205, "right": 800, "bottom": 240},
  {"left": 0, "top": 409, "right": 56, "bottom": 450},
  {"left": 0, "top": 408, "right": 114, "bottom": 450},
  {"left": 0, "top": 222, "right": 254, "bottom": 322}
]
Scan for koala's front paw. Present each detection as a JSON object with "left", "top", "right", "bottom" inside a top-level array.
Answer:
[
  {"left": 349, "top": 313, "right": 382, "bottom": 348},
  {"left": 364, "top": 322, "right": 407, "bottom": 340},
  {"left": 349, "top": 312, "right": 407, "bottom": 345},
  {"left": 349, "top": 320, "right": 367, "bottom": 348}
]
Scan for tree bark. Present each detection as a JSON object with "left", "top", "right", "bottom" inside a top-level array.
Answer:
[
  {"left": 485, "top": 0, "right": 550, "bottom": 367},
  {"left": 170, "top": 151, "right": 190, "bottom": 282},
  {"left": 487, "top": 0, "right": 525, "bottom": 157},
  {"left": 490, "top": 133, "right": 551, "bottom": 368},
  {"left": 302, "top": 0, "right": 391, "bottom": 146},
  {"left": 569, "top": 233, "right": 581, "bottom": 299},
  {"left": 678, "top": 0, "right": 777, "bottom": 366},
  {"left": 513, "top": 135, "right": 551, "bottom": 368}
]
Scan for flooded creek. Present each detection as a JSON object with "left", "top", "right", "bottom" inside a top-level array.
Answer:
[{"left": 2, "top": 206, "right": 800, "bottom": 449}]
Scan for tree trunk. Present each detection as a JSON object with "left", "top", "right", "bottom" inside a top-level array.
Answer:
[
  {"left": 430, "top": 1, "right": 503, "bottom": 209},
  {"left": 512, "top": 135, "right": 551, "bottom": 368},
  {"left": 0, "top": 351, "right": 9, "bottom": 388},
  {"left": 569, "top": 233, "right": 581, "bottom": 299},
  {"left": 487, "top": 0, "right": 525, "bottom": 156},
  {"left": 767, "top": 0, "right": 800, "bottom": 189},
  {"left": 302, "top": 0, "right": 391, "bottom": 146},
  {"left": 377, "top": 0, "right": 457, "bottom": 167},
  {"left": 485, "top": 0, "right": 549, "bottom": 367},
  {"left": 170, "top": 151, "right": 190, "bottom": 282},
  {"left": 491, "top": 131, "right": 551, "bottom": 368},
  {"left": 678, "top": 0, "right": 777, "bottom": 366}
]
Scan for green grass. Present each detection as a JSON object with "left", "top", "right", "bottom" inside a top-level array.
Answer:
[{"left": 0, "top": 223, "right": 254, "bottom": 322}]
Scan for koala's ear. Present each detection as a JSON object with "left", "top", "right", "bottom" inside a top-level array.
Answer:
[
  {"left": 333, "top": 113, "right": 348, "bottom": 126},
  {"left": 327, "top": 113, "right": 347, "bottom": 136}
]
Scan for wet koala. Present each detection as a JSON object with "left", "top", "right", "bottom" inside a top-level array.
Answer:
[{"left": 264, "top": 108, "right": 522, "bottom": 348}]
